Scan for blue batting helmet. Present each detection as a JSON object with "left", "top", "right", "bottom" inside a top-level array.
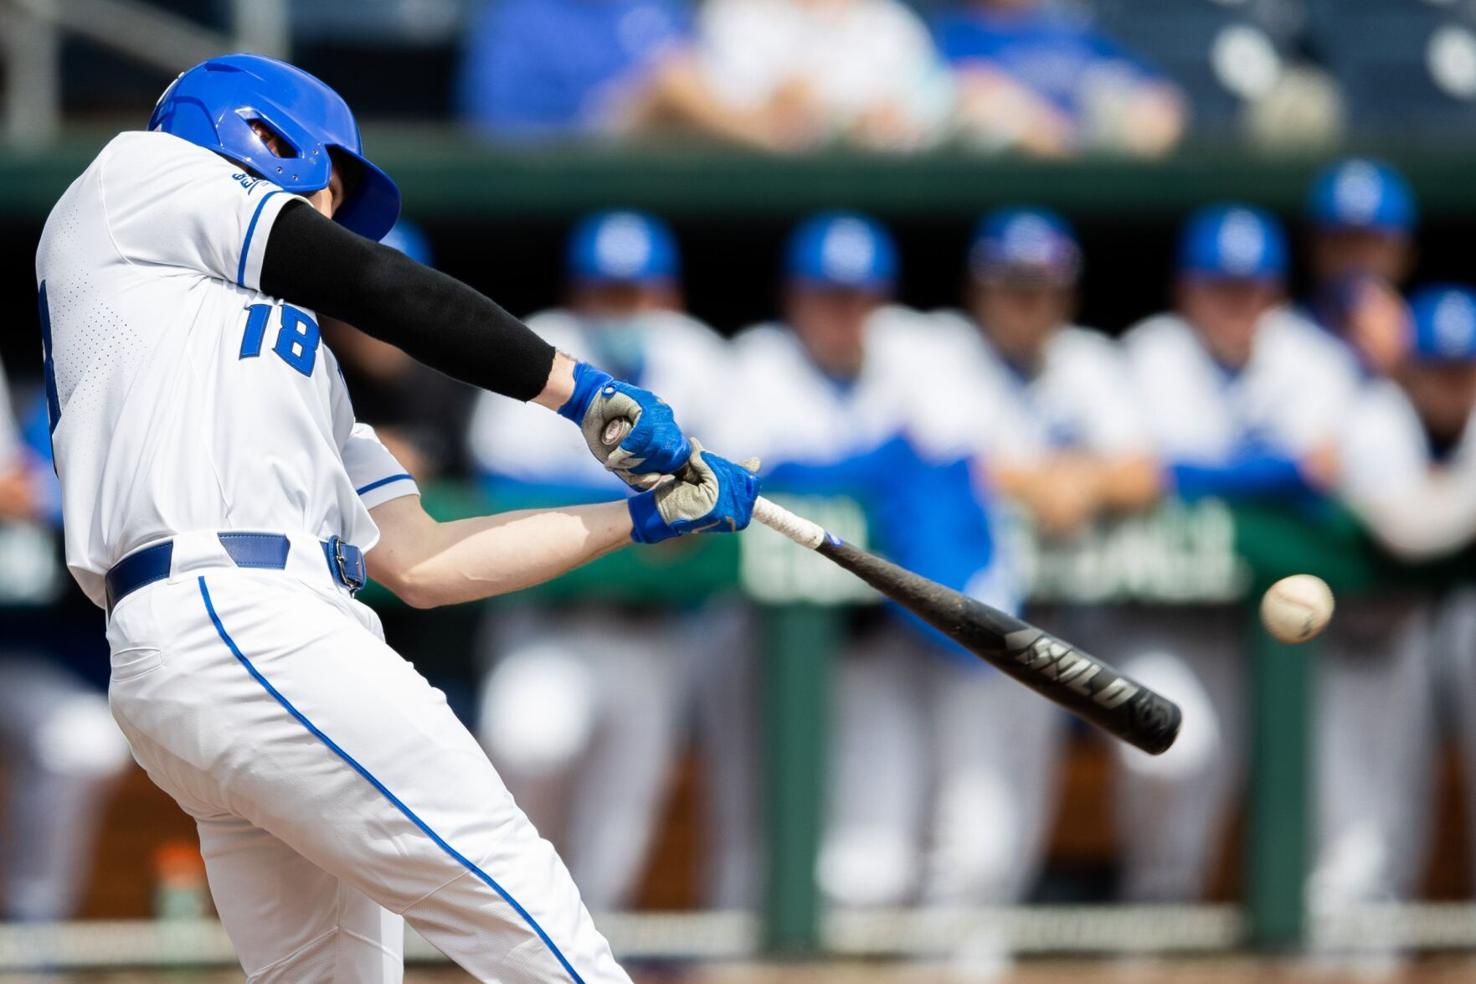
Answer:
[
  {"left": 1409, "top": 285, "right": 1476, "bottom": 363},
  {"left": 1307, "top": 159, "right": 1417, "bottom": 235},
  {"left": 786, "top": 211, "right": 898, "bottom": 291},
  {"left": 149, "top": 53, "right": 401, "bottom": 242},
  {"left": 1178, "top": 204, "right": 1288, "bottom": 283},
  {"left": 567, "top": 210, "right": 680, "bottom": 284},
  {"left": 970, "top": 206, "right": 1081, "bottom": 284}
]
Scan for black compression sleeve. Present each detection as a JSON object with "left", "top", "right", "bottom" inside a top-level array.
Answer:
[{"left": 259, "top": 200, "right": 556, "bottom": 402}]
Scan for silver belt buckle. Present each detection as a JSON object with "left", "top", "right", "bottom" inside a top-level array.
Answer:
[{"left": 328, "top": 535, "right": 366, "bottom": 594}]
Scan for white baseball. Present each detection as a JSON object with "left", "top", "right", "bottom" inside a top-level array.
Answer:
[{"left": 1260, "top": 574, "right": 1335, "bottom": 644}]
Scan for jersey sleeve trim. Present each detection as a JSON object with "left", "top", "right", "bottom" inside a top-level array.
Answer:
[
  {"left": 356, "top": 473, "right": 414, "bottom": 496},
  {"left": 357, "top": 473, "right": 420, "bottom": 509},
  {"left": 238, "top": 189, "right": 290, "bottom": 289}
]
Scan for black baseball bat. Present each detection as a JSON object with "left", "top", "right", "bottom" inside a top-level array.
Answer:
[{"left": 601, "top": 424, "right": 1182, "bottom": 754}]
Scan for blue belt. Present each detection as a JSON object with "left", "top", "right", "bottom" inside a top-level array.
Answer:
[{"left": 105, "top": 533, "right": 365, "bottom": 613}]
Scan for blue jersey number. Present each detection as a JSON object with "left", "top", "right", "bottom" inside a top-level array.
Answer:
[{"left": 239, "top": 303, "right": 320, "bottom": 377}]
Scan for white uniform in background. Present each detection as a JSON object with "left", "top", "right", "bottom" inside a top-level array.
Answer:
[
  {"left": 697, "top": 0, "right": 954, "bottom": 146},
  {"left": 928, "top": 313, "right": 1152, "bottom": 904},
  {"left": 37, "top": 130, "right": 631, "bottom": 982},
  {"left": 1116, "top": 308, "right": 1359, "bottom": 901},
  {"left": 716, "top": 308, "right": 1015, "bottom": 909},
  {"left": 1312, "top": 382, "right": 1476, "bottom": 911},
  {"left": 0, "top": 357, "right": 131, "bottom": 922},
  {"left": 466, "top": 309, "right": 756, "bottom": 911}
]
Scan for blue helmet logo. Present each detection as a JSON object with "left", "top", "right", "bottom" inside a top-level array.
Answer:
[{"left": 150, "top": 53, "right": 401, "bottom": 242}]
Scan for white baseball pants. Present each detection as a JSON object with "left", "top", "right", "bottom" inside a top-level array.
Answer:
[{"left": 105, "top": 546, "right": 630, "bottom": 984}]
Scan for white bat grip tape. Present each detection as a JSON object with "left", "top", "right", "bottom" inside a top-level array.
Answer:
[{"left": 752, "top": 497, "right": 829, "bottom": 550}]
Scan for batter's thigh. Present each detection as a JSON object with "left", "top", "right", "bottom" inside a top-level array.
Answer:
[
  {"left": 196, "top": 814, "right": 402, "bottom": 983},
  {"left": 108, "top": 572, "right": 630, "bottom": 984}
]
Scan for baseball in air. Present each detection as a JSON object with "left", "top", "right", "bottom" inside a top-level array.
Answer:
[{"left": 1260, "top": 574, "right": 1335, "bottom": 644}]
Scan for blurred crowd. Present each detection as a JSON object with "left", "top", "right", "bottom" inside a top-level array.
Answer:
[
  {"left": 452, "top": 0, "right": 1476, "bottom": 154},
  {"left": 5, "top": 154, "right": 1476, "bottom": 949}
]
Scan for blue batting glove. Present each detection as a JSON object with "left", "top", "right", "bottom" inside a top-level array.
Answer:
[
  {"left": 628, "top": 441, "right": 762, "bottom": 544},
  {"left": 558, "top": 361, "right": 692, "bottom": 488}
]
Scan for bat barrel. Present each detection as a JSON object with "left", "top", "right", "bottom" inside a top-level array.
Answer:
[{"left": 816, "top": 538, "right": 1182, "bottom": 756}]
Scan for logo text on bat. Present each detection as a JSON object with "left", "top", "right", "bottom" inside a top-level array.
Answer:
[{"left": 1005, "top": 632, "right": 1138, "bottom": 709}]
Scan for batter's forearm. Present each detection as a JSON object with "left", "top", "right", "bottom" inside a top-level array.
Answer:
[{"left": 368, "top": 496, "right": 632, "bottom": 608}]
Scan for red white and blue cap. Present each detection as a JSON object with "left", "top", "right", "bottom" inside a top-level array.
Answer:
[
  {"left": 785, "top": 211, "right": 898, "bottom": 291},
  {"left": 969, "top": 206, "right": 1081, "bottom": 283},
  {"left": 1178, "top": 204, "right": 1288, "bottom": 283}
]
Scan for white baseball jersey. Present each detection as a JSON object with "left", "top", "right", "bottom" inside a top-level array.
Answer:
[
  {"left": 34, "top": 131, "right": 417, "bottom": 608},
  {"left": 717, "top": 306, "right": 995, "bottom": 465},
  {"left": 467, "top": 308, "right": 726, "bottom": 486},
  {"left": 1121, "top": 308, "right": 1360, "bottom": 462},
  {"left": 929, "top": 312, "right": 1149, "bottom": 462}
]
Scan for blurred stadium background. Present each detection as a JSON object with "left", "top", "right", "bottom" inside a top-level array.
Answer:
[{"left": 7, "top": 0, "right": 1476, "bottom": 981}]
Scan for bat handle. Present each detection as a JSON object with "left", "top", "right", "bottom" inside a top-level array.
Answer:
[
  {"left": 752, "top": 496, "right": 829, "bottom": 550},
  {"left": 601, "top": 421, "right": 831, "bottom": 549}
]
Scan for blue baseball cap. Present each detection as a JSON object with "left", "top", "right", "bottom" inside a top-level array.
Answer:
[
  {"left": 380, "top": 219, "right": 433, "bottom": 265},
  {"left": 969, "top": 206, "right": 1081, "bottom": 283},
  {"left": 567, "top": 210, "right": 680, "bottom": 284},
  {"left": 785, "top": 211, "right": 898, "bottom": 291},
  {"left": 1178, "top": 204, "right": 1288, "bottom": 283},
  {"left": 1409, "top": 285, "right": 1476, "bottom": 363},
  {"left": 1307, "top": 159, "right": 1417, "bottom": 234}
]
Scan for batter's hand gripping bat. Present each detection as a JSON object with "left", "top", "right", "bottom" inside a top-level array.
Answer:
[{"left": 604, "top": 423, "right": 1182, "bottom": 755}]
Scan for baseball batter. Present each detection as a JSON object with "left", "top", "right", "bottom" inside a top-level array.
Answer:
[
  {"left": 35, "top": 54, "right": 758, "bottom": 983},
  {"left": 1116, "top": 204, "right": 1360, "bottom": 901}
]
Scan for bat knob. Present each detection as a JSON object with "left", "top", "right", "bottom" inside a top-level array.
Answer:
[{"left": 602, "top": 419, "right": 629, "bottom": 449}]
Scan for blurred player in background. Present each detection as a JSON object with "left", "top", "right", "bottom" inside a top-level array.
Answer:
[
  {"left": 1314, "top": 286, "right": 1476, "bottom": 917},
  {"left": 928, "top": 206, "right": 1159, "bottom": 907},
  {"left": 1304, "top": 158, "right": 1418, "bottom": 373},
  {"left": 718, "top": 213, "right": 1011, "bottom": 932},
  {"left": 1116, "top": 204, "right": 1358, "bottom": 901},
  {"left": 1301, "top": 161, "right": 1439, "bottom": 919},
  {"left": 932, "top": 0, "right": 1185, "bottom": 156},
  {"left": 467, "top": 210, "right": 755, "bottom": 911},
  {"left": 0, "top": 354, "right": 130, "bottom": 921}
]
